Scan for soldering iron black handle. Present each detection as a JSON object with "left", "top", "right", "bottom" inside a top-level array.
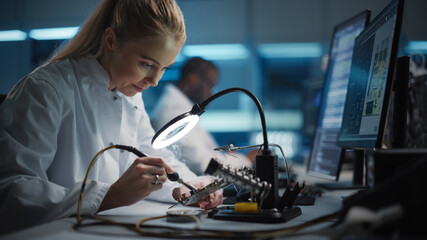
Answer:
[
  {"left": 114, "top": 144, "right": 180, "bottom": 182},
  {"left": 166, "top": 172, "right": 180, "bottom": 182},
  {"left": 115, "top": 145, "right": 147, "bottom": 157}
]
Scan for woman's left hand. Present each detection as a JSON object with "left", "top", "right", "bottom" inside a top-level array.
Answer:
[{"left": 172, "top": 177, "right": 223, "bottom": 209}]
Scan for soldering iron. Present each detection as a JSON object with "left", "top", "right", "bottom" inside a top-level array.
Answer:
[{"left": 113, "top": 145, "right": 196, "bottom": 191}]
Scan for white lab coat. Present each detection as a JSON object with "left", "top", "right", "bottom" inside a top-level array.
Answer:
[
  {"left": 151, "top": 84, "right": 252, "bottom": 175},
  {"left": 0, "top": 57, "right": 197, "bottom": 234}
]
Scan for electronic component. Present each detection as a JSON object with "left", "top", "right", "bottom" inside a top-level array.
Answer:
[
  {"left": 169, "top": 178, "right": 229, "bottom": 208},
  {"left": 169, "top": 157, "right": 271, "bottom": 209},
  {"left": 204, "top": 157, "right": 271, "bottom": 207}
]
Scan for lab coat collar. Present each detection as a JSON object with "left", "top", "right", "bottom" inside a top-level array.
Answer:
[
  {"left": 74, "top": 56, "right": 110, "bottom": 91},
  {"left": 73, "top": 56, "right": 142, "bottom": 103}
]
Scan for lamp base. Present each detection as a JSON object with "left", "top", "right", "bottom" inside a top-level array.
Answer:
[
  {"left": 255, "top": 152, "right": 279, "bottom": 209},
  {"left": 208, "top": 206, "right": 301, "bottom": 223}
]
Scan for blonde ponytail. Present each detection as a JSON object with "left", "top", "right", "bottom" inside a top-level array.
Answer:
[{"left": 49, "top": 0, "right": 186, "bottom": 62}]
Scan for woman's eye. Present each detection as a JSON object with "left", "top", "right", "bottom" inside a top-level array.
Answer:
[{"left": 142, "top": 63, "right": 152, "bottom": 69}]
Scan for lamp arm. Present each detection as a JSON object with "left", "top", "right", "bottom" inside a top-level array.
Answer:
[{"left": 200, "top": 87, "right": 269, "bottom": 151}]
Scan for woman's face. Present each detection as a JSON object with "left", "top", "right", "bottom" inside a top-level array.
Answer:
[{"left": 102, "top": 29, "right": 182, "bottom": 96}]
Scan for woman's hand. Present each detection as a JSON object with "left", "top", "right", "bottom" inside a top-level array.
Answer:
[
  {"left": 98, "top": 157, "right": 174, "bottom": 212},
  {"left": 172, "top": 177, "right": 223, "bottom": 210}
]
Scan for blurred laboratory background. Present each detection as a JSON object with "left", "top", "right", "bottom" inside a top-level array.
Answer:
[{"left": 1, "top": 0, "right": 426, "bottom": 166}]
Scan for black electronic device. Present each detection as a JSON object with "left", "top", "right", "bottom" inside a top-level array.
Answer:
[
  {"left": 406, "top": 72, "right": 427, "bottom": 148},
  {"left": 340, "top": 150, "right": 427, "bottom": 236},
  {"left": 205, "top": 158, "right": 303, "bottom": 223},
  {"left": 334, "top": 0, "right": 405, "bottom": 190},
  {"left": 338, "top": 0, "right": 404, "bottom": 149},
  {"left": 306, "top": 10, "right": 370, "bottom": 188},
  {"left": 365, "top": 148, "right": 427, "bottom": 188},
  {"left": 391, "top": 56, "right": 410, "bottom": 148}
]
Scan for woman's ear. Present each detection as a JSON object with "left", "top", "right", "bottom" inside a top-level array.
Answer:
[{"left": 104, "top": 27, "right": 116, "bottom": 53}]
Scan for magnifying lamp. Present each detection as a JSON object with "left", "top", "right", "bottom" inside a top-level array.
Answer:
[
  {"left": 152, "top": 104, "right": 204, "bottom": 149},
  {"left": 151, "top": 87, "right": 279, "bottom": 209},
  {"left": 152, "top": 87, "right": 269, "bottom": 150}
]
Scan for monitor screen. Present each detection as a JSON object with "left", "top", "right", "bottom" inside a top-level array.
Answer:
[
  {"left": 338, "top": 0, "right": 404, "bottom": 149},
  {"left": 307, "top": 10, "right": 370, "bottom": 180}
]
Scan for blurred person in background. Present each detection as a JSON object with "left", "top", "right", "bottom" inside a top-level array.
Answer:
[{"left": 151, "top": 57, "right": 255, "bottom": 176}]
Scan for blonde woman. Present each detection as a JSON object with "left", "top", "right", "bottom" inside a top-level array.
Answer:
[{"left": 0, "top": 0, "right": 222, "bottom": 235}]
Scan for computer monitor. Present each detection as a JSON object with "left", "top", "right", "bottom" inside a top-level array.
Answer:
[
  {"left": 338, "top": 0, "right": 404, "bottom": 149},
  {"left": 307, "top": 10, "right": 370, "bottom": 182}
]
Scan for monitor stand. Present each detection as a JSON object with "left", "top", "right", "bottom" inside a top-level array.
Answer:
[{"left": 316, "top": 149, "right": 366, "bottom": 190}]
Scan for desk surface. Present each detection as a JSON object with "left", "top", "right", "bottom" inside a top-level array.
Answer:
[
  {"left": 1, "top": 187, "right": 357, "bottom": 240},
  {"left": 1, "top": 164, "right": 361, "bottom": 239}
]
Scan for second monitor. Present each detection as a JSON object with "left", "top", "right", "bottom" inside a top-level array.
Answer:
[
  {"left": 307, "top": 10, "right": 370, "bottom": 183},
  {"left": 338, "top": 0, "right": 404, "bottom": 149}
]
